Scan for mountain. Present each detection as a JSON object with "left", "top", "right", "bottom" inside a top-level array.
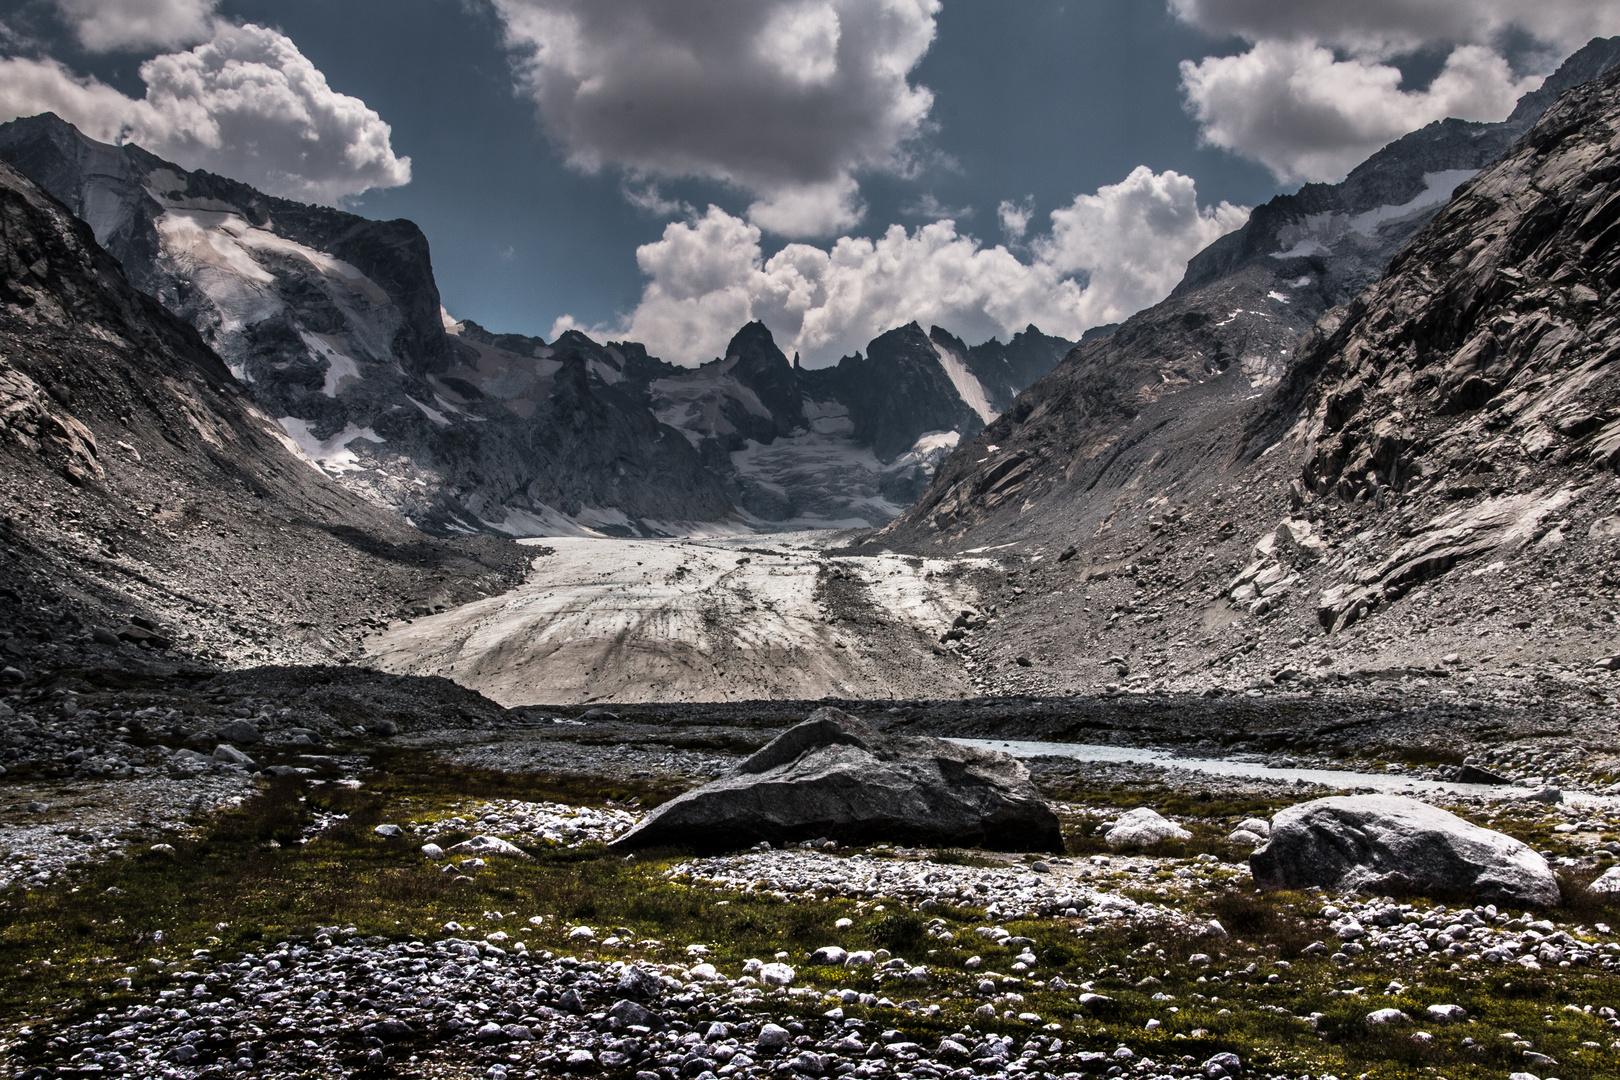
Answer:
[
  {"left": 861, "top": 37, "right": 1620, "bottom": 697},
  {"left": 876, "top": 35, "right": 1620, "bottom": 554},
  {"left": 0, "top": 156, "right": 523, "bottom": 675},
  {"left": 0, "top": 112, "right": 737, "bottom": 537},
  {"left": 0, "top": 114, "right": 1072, "bottom": 535}
]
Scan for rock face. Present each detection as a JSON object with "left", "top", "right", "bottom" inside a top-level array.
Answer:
[
  {"left": 878, "top": 36, "right": 1620, "bottom": 556},
  {"left": 1247, "top": 56, "right": 1620, "bottom": 630},
  {"left": 609, "top": 708, "right": 1063, "bottom": 852},
  {"left": 1251, "top": 795, "right": 1560, "bottom": 906}
]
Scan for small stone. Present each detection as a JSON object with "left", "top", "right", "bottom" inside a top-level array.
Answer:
[
  {"left": 757, "top": 1023, "right": 791, "bottom": 1051},
  {"left": 1366, "top": 1008, "right": 1411, "bottom": 1025},
  {"left": 1426, "top": 1004, "right": 1467, "bottom": 1023},
  {"left": 421, "top": 843, "right": 445, "bottom": 859},
  {"left": 759, "top": 961, "right": 795, "bottom": 986},
  {"left": 373, "top": 824, "right": 403, "bottom": 837}
]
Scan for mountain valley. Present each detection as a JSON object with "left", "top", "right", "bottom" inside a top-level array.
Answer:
[{"left": 5, "top": 27, "right": 1620, "bottom": 1080}]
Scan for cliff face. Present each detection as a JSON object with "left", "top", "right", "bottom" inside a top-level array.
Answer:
[
  {"left": 1247, "top": 62, "right": 1620, "bottom": 632},
  {"left": 0, "top": 113, "right": 736, "bottom": 536}
]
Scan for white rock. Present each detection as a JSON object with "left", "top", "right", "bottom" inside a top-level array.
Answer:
[
  {"left": 420, "top": 843, "right": 444, "bottom": 860},
  {"left": 809, "top": 946, "right": 848, "bottom": 965},
  {"left": 568, "top": 926, "right": 596, "bottom": 940},
  {"left": 757, "top": 1023, "right": 791, "bottom": 1050},
  {"left": 1587, "top": 866, "right": 1620, "bottom": 893},
  {"left": 373, "top": 824, "right": 402, "bottom": 837},
  {"left": 1426, "top": 1004, "right": 1467, "bottom": 1023},
  {"left": 1105, "top": 807, "right": 1191, "bottom": 847},
  {"left": 1366, "top": 1009, "right": 1411, "bottom": 1025},
  {"left": 759, "top": 962, "right": 795, "bottom": 986},
  {"left": 1228, "top": 829, "right": 1265, "bottom": 846},
  {"left": 1235, "top": 817, "right": 1271, "bottom": 837},
  {"left": 447, "top": 835, "right": 530, "bottom": 859}
]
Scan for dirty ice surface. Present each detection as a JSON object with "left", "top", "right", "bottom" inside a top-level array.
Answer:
[{"left": 365, "top": 535, "right": 990, "bottom": 706}]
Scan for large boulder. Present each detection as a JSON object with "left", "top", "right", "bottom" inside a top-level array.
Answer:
[
  {"left": 609, "top": 708, "right": 1063, "bottom": 852},
  {"left": 1251, "top": 795, "right": 1559, "bottom": 907}
]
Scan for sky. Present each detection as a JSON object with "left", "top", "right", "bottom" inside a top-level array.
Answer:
[{"left": 1, "top": 0, "right": 1616, "bottom": 367}]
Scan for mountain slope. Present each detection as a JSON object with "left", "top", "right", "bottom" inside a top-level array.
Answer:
[
  {"left": 859, "top": 38, "right": 1620, "bottom": 699},
  {"left": 0, "top": 158, "right": 524, "bottom": 673},
  {"left": 1240, "top": 59, "right": 1620, "bottom": 633},
  {"left": 874, "top": 35, "right": 1620, "bottom": 557}
]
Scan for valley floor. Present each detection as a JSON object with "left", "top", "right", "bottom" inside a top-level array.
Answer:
[{"left": 3, "top": 693, "right": 1620, "bottom": 1080}]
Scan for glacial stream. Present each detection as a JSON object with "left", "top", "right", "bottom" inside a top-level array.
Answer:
[{"left": 948, "top": 738, "right": 1600, "bottom": 803}]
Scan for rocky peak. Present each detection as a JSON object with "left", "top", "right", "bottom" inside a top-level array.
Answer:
[
  {"left": 835, "top": 323, "right": 987, "bottom": 462},
  {"left": 724, "top": 321, "right": 805, "bottom": 431}
]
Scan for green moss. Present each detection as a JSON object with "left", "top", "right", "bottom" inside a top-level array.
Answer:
[{"left": 3, "top": 756, "right": 1619, "bottom": 1080}]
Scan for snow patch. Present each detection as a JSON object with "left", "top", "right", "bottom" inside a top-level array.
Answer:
[
  {"left": 299, "top": 332, "right": 363, "bottom": 397},
  {"left": 406, "top": 396, "right": 451, "bottom": 427},
  {"left": 1273, "top": 170, "right": 1479, "bottom": 258},
  {"left": 928, "top": 337, "right": 998, "bottom": 425},
  {"left": 276, "top": 417, "right": 383, "bottom": 474}
]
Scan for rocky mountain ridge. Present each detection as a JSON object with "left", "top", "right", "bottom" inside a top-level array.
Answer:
[
  {"left": 0, "top": 114, "right": 1070, "bottom": 535},
  {"left": 860, "top": 37, "right": 1620, "bottom": 701}
]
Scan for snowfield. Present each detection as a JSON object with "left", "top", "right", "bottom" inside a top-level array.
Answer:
[{"left": 365, "top": 536, "right": 991, "bottom": 705}]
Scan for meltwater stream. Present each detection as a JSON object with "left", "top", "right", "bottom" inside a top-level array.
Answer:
[{"left": 948, "top": 738, "right": 1559, "bottom": 802}]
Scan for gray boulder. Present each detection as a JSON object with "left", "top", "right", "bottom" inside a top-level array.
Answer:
[
  {"left": 1251, "top": 795, "right": 1559, "bottom": 907},
  {"left": 212, "top": 743, "right": 259, "bottom": 770},
  {"left": 608, "top": 708, "right": 1063, "bottom": 852},
  {"left": 215, "top": 720, "right": 261, "bottom": 744}
]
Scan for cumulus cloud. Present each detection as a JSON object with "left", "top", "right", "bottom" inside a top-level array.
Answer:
[
  {"left": 1171, "top": 0, "right": 1620, "bottom": 183},
  {"left": 53, "top": 0, "right": 216, "bottom": 52},
  {"left": 0, "top": 21, "right": 411, "bottom": 204},
  {"left": 491, "top": 0, "right": 939, "bottom": 236},
  {"left": 555, "top": 167, "right": 1246, "bottom": 367},
  {"left": 1181, "top": 41, "right": 1541, "bottom": 183},
  {"left": 1170, "top": 0, "right": 1620, "bottom": 58}
]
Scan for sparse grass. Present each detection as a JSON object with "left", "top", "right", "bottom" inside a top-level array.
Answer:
[{"left": 2, "top": 753, "right": 1618, "bottom": 1080}]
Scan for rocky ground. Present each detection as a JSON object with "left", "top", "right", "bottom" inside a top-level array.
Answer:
[{"left": 4, "top": 688, "right": 1620, "bottom": 1080}]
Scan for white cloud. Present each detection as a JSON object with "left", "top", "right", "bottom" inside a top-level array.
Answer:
[
  {"left": 555, "top": 167, "right": 1247, "bottom": 367},
  {"left": 1181, "top": 41, "right": 1541, "bottom": 184},
  {"left": 0, "top": 21, "right": 411, "bottom": 204},
  {"left": 491, "top": 0, "right": 939, "bottom": 236},
  {"left": 1037, "top": 166, "right": 1250, "bottom": 319},
  {"left": 53, "top": 0, "right": 216, "bottom": 52},
  {"left": 1170, "top": 1, "right": 1620, "bottom": 58},
  {"left": 997, "top": 197, "right": 1033, "bottom": 242},
  {"left": 1171, "top": 0, "right": 1620, "bottom": 184}
]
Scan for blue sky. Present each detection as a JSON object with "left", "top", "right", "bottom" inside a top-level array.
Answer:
[{"left": 2, "top": 1, "right": 1614, "bottom": 365}]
